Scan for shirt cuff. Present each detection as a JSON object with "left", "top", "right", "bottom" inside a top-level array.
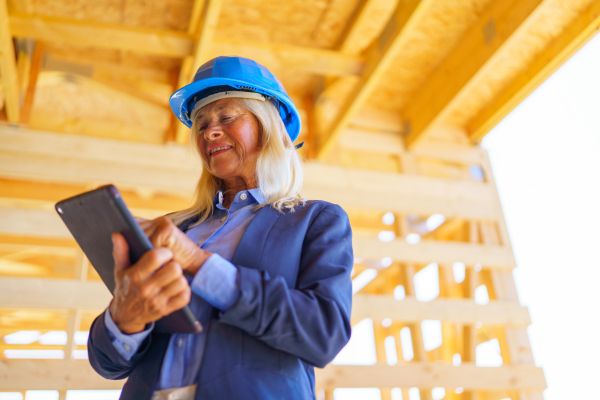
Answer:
[
  {"left": 104, "top": 307, "right": 153, "bottom": 361},
  {"left": 191, "top": 253, "right": 240, "bottom": 311}
]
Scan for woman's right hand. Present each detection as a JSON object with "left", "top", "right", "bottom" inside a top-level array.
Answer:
[{"left": 109, "top": 233, "right": 192, "bottom": 334}]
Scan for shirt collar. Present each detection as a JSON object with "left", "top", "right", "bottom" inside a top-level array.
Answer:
[{"left": 212, "top": 188, "right": 265, "bottom": 207}]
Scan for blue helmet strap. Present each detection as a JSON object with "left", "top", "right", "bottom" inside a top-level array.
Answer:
[{"left": 294, "top": 142, "right": 304, "bottom": 150}]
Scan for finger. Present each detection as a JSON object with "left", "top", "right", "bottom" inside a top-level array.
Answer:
[
  {"left": 165, "top": 288, "right": 192, "bottom": 313},
  {"left": 145, "top": 221, "right": 177, "bottom": 250},
  {"left": 135, "top": 248, "right": 174, "bottom": 277},
  {"left": 112, "top": 233, "right": 131, "bottom": 275},
  {"left": 135, "top": 216, "right": 149, "bottom": 224},
  {"left": 147, "top": 261, "right": 184, "bottom": 289},
  {"left": 159, "top": 275, "right": 189, "bottom": 299}
]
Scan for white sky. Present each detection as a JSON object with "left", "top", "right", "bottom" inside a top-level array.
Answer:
[{"left": 483, "top": 33, "right": 600, "bottom": 399}]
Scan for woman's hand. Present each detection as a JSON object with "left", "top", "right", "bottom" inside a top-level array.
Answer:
[
  {"left": 109, "top": 233, "right": 191, "bottom": 334},
  {"left": 138, "top": 216, "right": 212, "bottom": 277}
]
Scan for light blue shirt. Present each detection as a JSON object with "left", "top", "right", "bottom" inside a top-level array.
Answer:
[{"left": 104, "top": 188, "right": 265, "bottom": 390}]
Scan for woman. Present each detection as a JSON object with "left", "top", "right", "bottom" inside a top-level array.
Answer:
[{"left": 88, "top": 56, "right": 353, "bottom": 400}]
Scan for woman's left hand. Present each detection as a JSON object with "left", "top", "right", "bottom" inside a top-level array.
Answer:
[{"left": 138, "top": 216, "right": 211, "bottom": 277}]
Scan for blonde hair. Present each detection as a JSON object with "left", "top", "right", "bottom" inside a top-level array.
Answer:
[{"left": 169, "top": 97, "right": 305, "bottom": 227}]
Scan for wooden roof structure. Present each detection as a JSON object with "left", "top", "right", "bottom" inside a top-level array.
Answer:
[{"left": 1, "top": 0, "right": 599, "bottom": 399}]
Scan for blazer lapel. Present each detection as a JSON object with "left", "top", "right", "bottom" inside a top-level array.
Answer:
[{"left": 231, "top": 206, "right": 280, "bottom": 269}]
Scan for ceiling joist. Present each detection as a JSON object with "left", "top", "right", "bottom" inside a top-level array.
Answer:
[{"left": 315, "top": 0, "right": 433, "bottom": 160}]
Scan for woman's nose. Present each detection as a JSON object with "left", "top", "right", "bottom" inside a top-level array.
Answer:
[{"left": 204, "top": 124, "right": 224, "bottom": 141}]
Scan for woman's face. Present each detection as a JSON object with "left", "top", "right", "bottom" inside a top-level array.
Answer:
[{"left": 195, "top": 98, "right": 261, "bottom": 183}]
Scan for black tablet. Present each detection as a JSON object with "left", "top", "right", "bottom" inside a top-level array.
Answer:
[{"left": 56, "top": 184, "right": 202, "bottom": 334}]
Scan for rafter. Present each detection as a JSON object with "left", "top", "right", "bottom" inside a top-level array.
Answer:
[
  {"left": 335, "top": 0, "right": 390, "bottom": 54},
  {"left": 315, "top": 0, "right": 433, "bottom": 160},
  {"left": 468, "top": 0, "right": 600, "bottom": 142},
  {"left": 174, "top": 0, "right": 224, "bottom": 144},
  {"left": 403, "top": 0, "right": 545, "bottom": 148},
  {"left": 0, "top": 0, "right": 20, "bottom": 122}
]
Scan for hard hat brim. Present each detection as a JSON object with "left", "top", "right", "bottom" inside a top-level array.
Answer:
[{"left": 170, "top": 77, "right": 302, "bottom": 143}]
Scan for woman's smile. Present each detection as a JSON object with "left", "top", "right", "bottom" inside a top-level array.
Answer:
[{"left": 208, "top": 143, "right": 233, "bottom": 157}]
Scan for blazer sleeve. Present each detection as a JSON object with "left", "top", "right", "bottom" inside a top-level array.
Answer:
[
  {"left": 87, "top": 307, "right": 154, "bottom": 380},
  {"left": 218, "top": 203, "right": 353, "bottom": 368}
]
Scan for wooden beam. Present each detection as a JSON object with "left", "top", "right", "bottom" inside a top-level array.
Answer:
[
  {"left": 0, "top": 242, "right": 76, "bottom": 256},
  {"left": 468, "top": 0, "right": 600, "bottom": 142},
  {"left": 0, "top": 360, "right": 124, "bottom": 391},
  {"left": 0, "top": 361, "right": 546, "bottom": 391},
  {"left": 0, "top": 127, "right": 499, "bottom": 219},
  {"left": 187, "top": 0, "right": 206, "bottom": 36},
  {"left": 210, "top": 39, "right": 365, "bottom": 77},
  {"left": 0, "top": 278, "right": 106, "bottom": 309},
  {"left": 174, "top": 0, "right": 223, "bottom": 145},
  {"left": 303, "top": 163, "right": 499, "bottom": 220},
  {"left": 352, "top": 294, "right": 530, "bottom": 326},
  {"left": 10, "top": 13, "right": 192, "bottom": 58},
  {"left": 9, "top": 14, "right": 363, "bottom": 78},
  {"left": 0, "top": 278, "right": 529, "bottom": 326},
  {"left": 19, "top": 40, "right": 44, "bottom": 124},
  {"left": 190, "top": 0, "right": 223, "bottom": 73},
  {"left": 315, "top": 0, "right": 433, "bottom": 160},
  {"left": 0, "top": 178, "right": 190, "bottom": 212},
  {"left": 0, "top": 125, "right": 195, "bottom": 171},
  {"left": 403, "top": 0, "right": 545, "bottom": 148},
  {"left": 335, "top": 0, "right": 386, "bottom": 54},
  {"left": 338, "top": 128, "right": 485, "bottom": 164},
  {"left": 316, "top": 364, "right": 546, "bottom": 390},
  {"left": 353, "top": 237, "right": 515, "bottom": 270},
  {"left": 0, "top": 204, "right": 514, "bottom": 269},
  {"left": 0, "top": 0, "right": 19, "bottom": 122}
]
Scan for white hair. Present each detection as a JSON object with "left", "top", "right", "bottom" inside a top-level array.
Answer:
[{"left": 169, "top": 97, "right": 306, "bottom": 227}]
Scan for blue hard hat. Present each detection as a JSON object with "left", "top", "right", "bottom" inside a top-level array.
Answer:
[{"left": 170, "top": 56, "right": 302, "bottom": 143}]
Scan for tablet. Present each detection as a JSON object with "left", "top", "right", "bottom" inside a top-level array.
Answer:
[{"left": 55, "top": 184, "right": 202, "bottom": 334}]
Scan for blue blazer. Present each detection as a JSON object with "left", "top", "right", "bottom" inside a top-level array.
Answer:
[{"left": 88, "top": 200, "right": 353, "bottom": 399}]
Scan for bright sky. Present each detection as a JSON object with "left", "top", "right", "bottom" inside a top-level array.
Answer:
[{"left": 483, "top": 33, "right": 600, "bottom": 399}]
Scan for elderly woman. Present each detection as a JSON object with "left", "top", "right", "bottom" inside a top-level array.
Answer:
[{"left": 88, "top": 56, "right": 353, "bottom": 400}]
